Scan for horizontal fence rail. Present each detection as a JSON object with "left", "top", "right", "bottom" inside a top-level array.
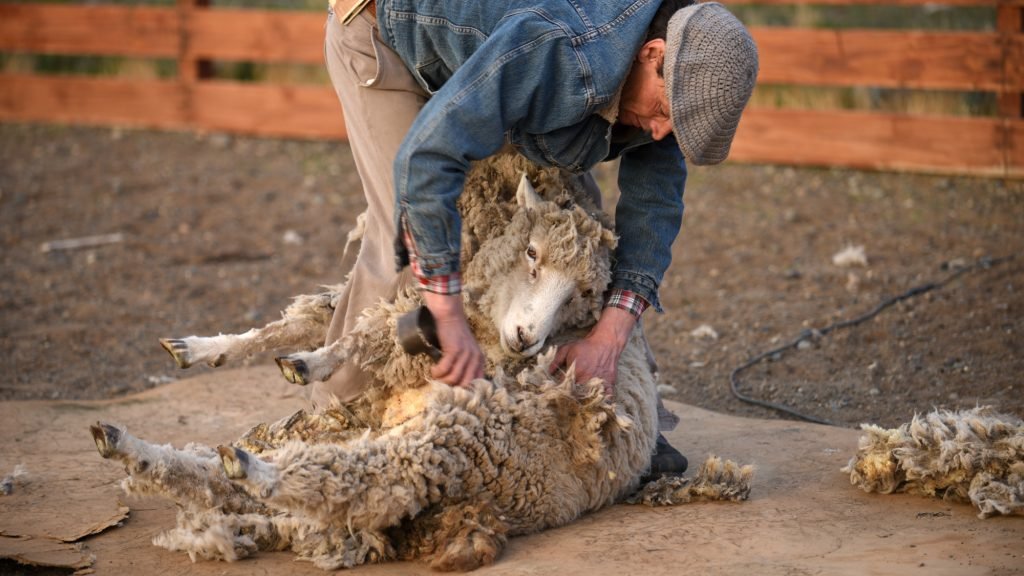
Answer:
[
  {"left": 753, "top": 28, "right": 1012, "bottom": 91},
  {"left": 0, "top": 0, "right": 1021, "bottom": 177}
]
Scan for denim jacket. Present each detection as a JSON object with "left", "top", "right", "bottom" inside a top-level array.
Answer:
[{"left": 378, "top": 0, "right": 687, "bottom": 311}]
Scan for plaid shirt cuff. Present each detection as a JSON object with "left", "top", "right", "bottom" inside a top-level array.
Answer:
[
  {"left": 604, "top": 289, "right": 650, "bottom": 319},
  {"left": 415, "top": 272, "right": 462, "bottom": 295},
  {"left": 402, "top": 213, "right": 462, "bottom": 295}
]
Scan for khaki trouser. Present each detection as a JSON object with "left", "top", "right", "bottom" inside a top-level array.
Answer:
[{"left": 313, "top": 10, "right": 426, "bottom": 407}]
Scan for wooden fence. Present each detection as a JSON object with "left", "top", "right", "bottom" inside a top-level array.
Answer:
[{"left": 0, "top": 0, "right": 1021, "bottom": 177}]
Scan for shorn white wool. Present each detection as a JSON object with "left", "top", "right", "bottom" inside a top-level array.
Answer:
[{"left": 843, "top": 406, "right": 1023, "bottom": 518}]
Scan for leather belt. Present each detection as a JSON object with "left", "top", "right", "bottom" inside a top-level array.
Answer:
[{"left": 334, "top": 0, "right": 375, "bottom": 25}]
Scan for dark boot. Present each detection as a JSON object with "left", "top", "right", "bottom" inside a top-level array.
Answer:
[{"left": 641, "top": 434, "right": 688, "bottom": 483}]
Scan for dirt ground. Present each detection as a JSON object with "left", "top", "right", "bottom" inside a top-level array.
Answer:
[{"left": 1, "top": 122, "right": 1021, "bottom": 429}]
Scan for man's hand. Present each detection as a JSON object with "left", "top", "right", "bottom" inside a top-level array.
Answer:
[
  {"left": 422, "top": 291, "right": 485, "bottom": 388},
  {"left": 550, "top": 307, "right": 637, "bottom": 398}
]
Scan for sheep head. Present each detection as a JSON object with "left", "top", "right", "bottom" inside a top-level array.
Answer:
[{"left": 466, "top": 174, "right": 617, "bottom": 358}]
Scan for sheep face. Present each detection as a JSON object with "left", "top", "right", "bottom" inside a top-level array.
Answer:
[
  {"left": 498, "top": 239, "right": 578, "bottom": 357},
  {"left": 473, "top": 175, "right": 616, "bottom": 358}
]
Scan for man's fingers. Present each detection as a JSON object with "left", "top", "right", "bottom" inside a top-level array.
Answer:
[
  {"left": 450, "top": 352, "right": 472, "bottom": 387},
  {"left": 459, "top": 356, "right": 484, "bottom": 388},
  {"left": 430, "top": 353, "right": 455, "bottom": 382},
  {"left": 469, "top": 352, "right": 484, "bottom": 380},
  {"left": 549, "top": 345, "right": 570, "bottom": 374},
  {"left": 431, "top": 350, "right": 483, "bottom": 387}
]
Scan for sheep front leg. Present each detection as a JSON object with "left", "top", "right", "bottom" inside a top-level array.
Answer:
[
  {"left": 89, "top": 422, "right": 265, "bottom": 515},
  {"left": 278, "top": 290, "right": 420, "bottom": 387},
  {"left": 275, "top": 338, "right": 350, "bottom": 385},
  {"left": 160, "top": 291, "right": 336, "bottom": 369}
]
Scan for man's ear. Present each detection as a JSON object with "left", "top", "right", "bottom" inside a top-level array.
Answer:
[{"left": 636, "top": 38, "right": 666, "bottom": 65}]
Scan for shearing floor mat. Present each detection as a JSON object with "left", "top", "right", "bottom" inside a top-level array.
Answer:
[{"left": 1, "top": 366, "right": 1020, "bottom": 575}]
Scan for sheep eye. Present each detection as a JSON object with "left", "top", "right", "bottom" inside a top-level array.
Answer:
[{"left": 526, "top": 245, "right": 537, "bottom": 261}]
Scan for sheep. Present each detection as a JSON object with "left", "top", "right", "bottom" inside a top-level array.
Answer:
[
  {"left": 842, "top": 406, "right": 1024, "bottom": 518},
  {"left": 91, "top": 353, "right": 750, "bottom": 570},
  {"left": 90, "top": 152, "right": 751, "bottom": 571}
]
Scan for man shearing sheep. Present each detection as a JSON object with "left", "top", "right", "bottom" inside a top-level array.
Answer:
[{"left": 317, "top": 0, "right": 758, "bottom": 479}]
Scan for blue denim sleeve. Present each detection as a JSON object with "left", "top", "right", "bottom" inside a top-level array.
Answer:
[
  {"left": 611, "top": 136, "right": 687, "bottom": 312},
  {"left": 392, "top": 26, "right": 588, "bottom": 278}
]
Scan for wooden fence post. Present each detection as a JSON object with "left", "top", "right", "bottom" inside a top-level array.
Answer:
[
  {"left": 998, "top": 2, "right": 1023, "bottom": 176},
  {"left": 178, "top": 0, "right": 212, "bottom": 130}
]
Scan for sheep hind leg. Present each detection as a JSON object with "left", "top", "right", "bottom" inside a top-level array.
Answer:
[
  {"left": 160, "top": 290, "right": 337, "bottom": 370},
  {"left": 219, "top": 445, "right": 275, "bottom": 487},
  {"left": 90, "top": 422, "right": 124, "bottom": 460},
  {"left": 90, "top": 422, "right": 264, "bottom": 514},
  {"left": 219, "top": 427, "right": 465, "bottom": 532}
]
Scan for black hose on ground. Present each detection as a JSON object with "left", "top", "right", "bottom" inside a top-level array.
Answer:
[{"left": 728, "top": 255, "right": 1015, "bottom": 427}]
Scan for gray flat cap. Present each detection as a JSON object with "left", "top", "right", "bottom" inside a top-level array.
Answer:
[{"left": 664, "top": 2, "right": 758, "bottom": 165}]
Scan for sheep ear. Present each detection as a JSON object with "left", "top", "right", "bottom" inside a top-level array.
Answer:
[{"left": 516, "top": 173, "right": 542, "bottom": 210}]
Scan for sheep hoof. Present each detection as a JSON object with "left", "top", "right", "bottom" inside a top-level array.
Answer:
[
  {"left": 159, "top": 338, "right": 193, "bottom": 369},
  {"left": 218, "top": 445, "right": 250, "bottom": 480},
  {"left": 90, "top": 422, "right": 122, "bottom": 459},
  {"left": 276, "top": 356, "right": 309, "bottom": 386}
]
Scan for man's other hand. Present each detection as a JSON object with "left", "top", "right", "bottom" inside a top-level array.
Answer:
[
  {"left": 422, "top": 291, "right": 485, "bottom": 388},
  {"left": 549, "top": 307, "right": 637, "bottom": 398}
]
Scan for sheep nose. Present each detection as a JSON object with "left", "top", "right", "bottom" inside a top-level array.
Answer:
[{"left": 514, "top": 326, "right": 534, "bottom": 352}]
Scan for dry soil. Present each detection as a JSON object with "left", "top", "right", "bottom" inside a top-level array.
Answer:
[{"left": 2, "top": 122, "right": 1021, "bottom": 429}]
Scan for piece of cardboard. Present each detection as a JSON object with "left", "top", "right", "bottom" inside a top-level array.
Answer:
[
  {"left": 0, "top": 366, "right": 1020, "bottom": 575},
  {"left": 0, "top": 535, "right": 94, "bottom": 571}
]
